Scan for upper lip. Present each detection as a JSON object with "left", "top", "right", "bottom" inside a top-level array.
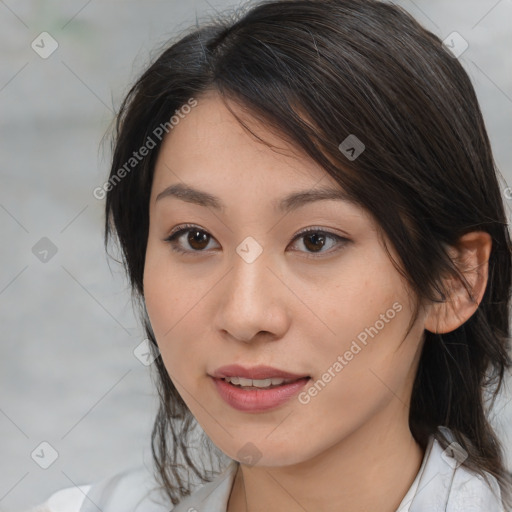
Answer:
[{"left": 210, "top": 364, "right": 310, "bottom": 380}]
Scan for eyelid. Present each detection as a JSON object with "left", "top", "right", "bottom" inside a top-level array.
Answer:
[
  {"left": 293, "top": 225, "right": 348, "bottom": 239},
  {"left": 168, "top": 223, "right": 205, "bottom": 238},
  {"left": 166, "top": 223, "right": 348, "bottom": 240}
]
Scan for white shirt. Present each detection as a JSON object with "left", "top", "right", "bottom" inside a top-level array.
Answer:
[{"left": 27, "top": 426, "right": 506, "bottom": 512}]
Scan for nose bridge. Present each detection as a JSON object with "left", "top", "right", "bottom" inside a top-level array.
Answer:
[
  {"left": 230, "top": 238, "right": 273, "bottom": 311},
  {"left": 215, "top": 238, "right": 287, "bottom": 342}
]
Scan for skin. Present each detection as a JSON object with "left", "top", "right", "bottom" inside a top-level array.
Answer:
[{"left": 143, "top": 90, "right": 491, "bottom": 512}]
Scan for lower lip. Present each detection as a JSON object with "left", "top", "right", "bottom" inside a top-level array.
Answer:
[{"left": 211, "top": 376, "right": 310, "bottom": 412}]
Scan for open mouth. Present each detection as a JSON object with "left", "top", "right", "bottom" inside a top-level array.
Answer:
[{"left": 220, "top": 376, "right": 310, "bottom": 390}]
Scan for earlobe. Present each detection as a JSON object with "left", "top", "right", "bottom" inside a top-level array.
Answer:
[{"left": 424, "top": 231, "right": 492, "bottom": 334}]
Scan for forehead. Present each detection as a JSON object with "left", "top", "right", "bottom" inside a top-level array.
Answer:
[{"left": 151, "top": 91, "right": 346, "bottom": 202}]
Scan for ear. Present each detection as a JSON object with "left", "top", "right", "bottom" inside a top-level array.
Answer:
[{"left": 424, "top": 231, "right": 492, "bottom": 334}]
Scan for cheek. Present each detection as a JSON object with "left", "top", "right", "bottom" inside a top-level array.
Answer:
[
  {"left": 304, "top": 250, "right": 415, "bottom": 396},
  {"left": 313, "top": 257, "right": 404, "bottom": 351},
  {"left": 143, "top": 251, "right": 188, "bottom": 354},
  {"left": 143, "top": 249, "right": 216, "bottom": 387},
  {"left": 144, "top": 237, "right": 194, "bottom": 331},
  {"left": 288, "top": 308, "right": 419, "bottom": 457}
]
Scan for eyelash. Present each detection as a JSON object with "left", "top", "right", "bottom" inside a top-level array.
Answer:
[{"left": 163, "top": 223, "right": 350, "bottom": 258}]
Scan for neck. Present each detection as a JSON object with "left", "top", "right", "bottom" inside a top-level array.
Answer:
[{"left": 227, "top": 410, "right": 425, "bottom": 512}]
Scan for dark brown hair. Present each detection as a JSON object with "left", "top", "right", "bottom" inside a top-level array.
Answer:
[{"left": 103, "top": 0, "right": 512, "bottom": 507}]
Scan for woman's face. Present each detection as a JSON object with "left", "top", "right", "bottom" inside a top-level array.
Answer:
[{"left": 143, "top": 91, "right": 427, "bottom": 467}]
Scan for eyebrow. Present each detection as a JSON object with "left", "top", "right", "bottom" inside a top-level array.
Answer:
[{"left": 155, "top": 183, "right": 354, "bottom": 213}]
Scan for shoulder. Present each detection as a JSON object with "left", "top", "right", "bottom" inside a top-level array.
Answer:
[
  {"left": 27, "top": 461, "right": 239, "bottom": 512},
  {"left": 26, "top": 465, "right": 169, "bottom": 512},
  {"left": 447, "top": 462, "right": 505, "bottom": 512},
  {"left": 169, "top": 460, "right": 239, "bottom": 512},
  {"left": 25, "top": 485, "right": 91, "bottom": 512},
  {"left": 408, "top": 426, "right": 505, "bottom": 512}
]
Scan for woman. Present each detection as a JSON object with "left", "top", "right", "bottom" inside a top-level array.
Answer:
[{"left": 30, "top": 0, "right": 512, "bottom": 510}]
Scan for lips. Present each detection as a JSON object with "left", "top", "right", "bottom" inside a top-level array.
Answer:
[
  {"left": 211, "top": 374, "right": 311, "bottom": 412},
  {"left": 210, "top": 364, "right": 309, "bottom": 381}
]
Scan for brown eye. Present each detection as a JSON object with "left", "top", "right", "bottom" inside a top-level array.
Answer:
[
  {"left": 164, "top": 224, "right": 349, "bottom": 257},
  {"left": 164, "top": 225, "right": 219, "bottom": 255},
  {"left": 290, "top": 228, "right": 349, "bottom": 257},
  {"left": 303, "top": 232, "right": 327, "bottom": 252},
  {"left": 186, "top": 229, "right": 210, "bottom": 250}
]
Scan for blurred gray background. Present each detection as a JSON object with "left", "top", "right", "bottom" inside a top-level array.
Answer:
[{"left": 1, "top": 1, "right": 511, "bottom": 511}]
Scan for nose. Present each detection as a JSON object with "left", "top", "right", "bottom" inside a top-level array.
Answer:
[{"left": 213, "top": 247, "right": 291, "bottom": 344}]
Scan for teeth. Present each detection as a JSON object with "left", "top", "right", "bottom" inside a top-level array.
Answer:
[{"left": 224, "top": 376, "right": 294, "bottom": 387}]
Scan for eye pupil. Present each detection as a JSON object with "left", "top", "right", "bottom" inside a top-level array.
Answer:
[
  {"left": 304, "top": 233, "right": 326, "bottom": 252},
  {"left": 188, "top": 230, "right": 209, "bottom": 250}
]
